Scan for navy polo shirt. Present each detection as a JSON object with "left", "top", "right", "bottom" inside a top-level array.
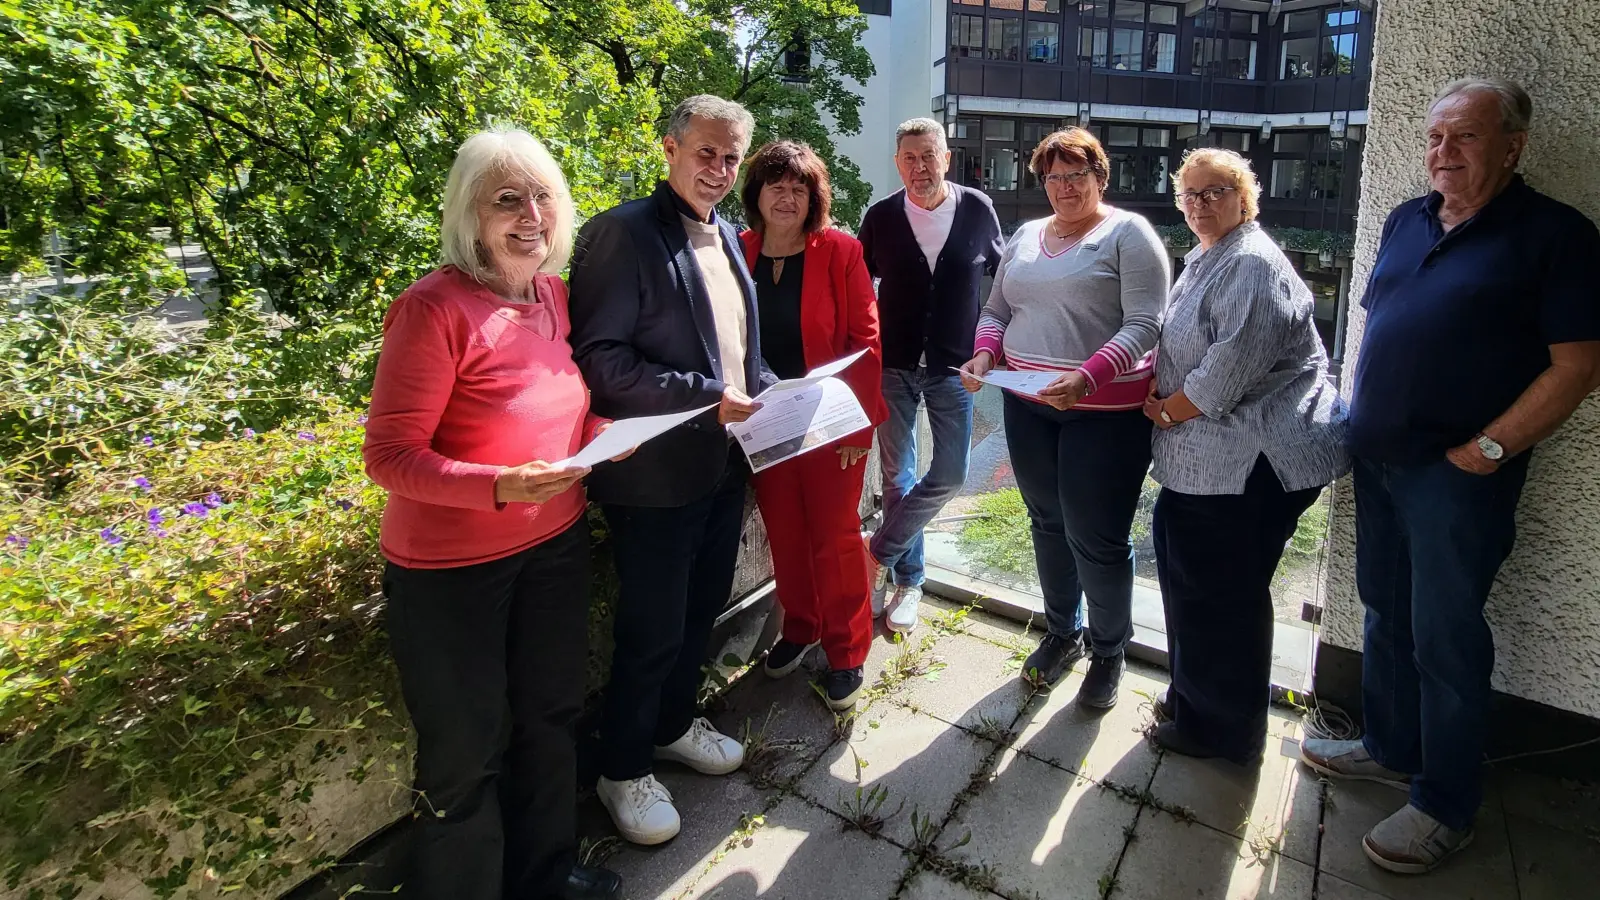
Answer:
[{"left": 1348, "top": 176, "right": 1600, "bottom": 463}]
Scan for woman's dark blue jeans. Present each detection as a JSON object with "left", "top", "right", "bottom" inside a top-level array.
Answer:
[{"left": 1003, "top": 393, "right": 1152, "bottom": 657}]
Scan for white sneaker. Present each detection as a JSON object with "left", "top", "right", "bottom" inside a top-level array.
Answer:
[
  {"left": 654, "top": 717, "right": 744, "bottom": 775},
  {"left": 870, "top": 563, "right": 891, "bottom": 618},
  {"left": 597, "top": 774, "right": 681, "bottom": 845},
  {"left": 886, "top": 584, "right": 922, "bottom": 634}
]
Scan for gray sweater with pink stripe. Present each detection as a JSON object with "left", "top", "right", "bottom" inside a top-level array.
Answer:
[{"left": 974, "top": 208, "right": 1171, "bottom": 411}]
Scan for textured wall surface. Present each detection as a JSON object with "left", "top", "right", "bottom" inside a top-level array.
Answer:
[{"left": 1322, "top": 0, "right": 1600, "bottom": 715}]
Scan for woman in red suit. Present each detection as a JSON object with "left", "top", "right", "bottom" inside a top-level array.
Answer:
[{"left": 739, "top": 141, "right": 887, "bottom": 710}]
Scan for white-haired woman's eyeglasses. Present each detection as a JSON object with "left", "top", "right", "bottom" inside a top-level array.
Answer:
[{"left": 1176, "top": 186, "right": 1238, "bottom": 208}]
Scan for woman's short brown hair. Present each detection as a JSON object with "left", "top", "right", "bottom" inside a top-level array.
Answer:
[
  {"left": 1029, "top": 127, "right": 1110, "bottom": 185},
  {"left": 741, "top": 141, "right": 833, "bottom": 233}
]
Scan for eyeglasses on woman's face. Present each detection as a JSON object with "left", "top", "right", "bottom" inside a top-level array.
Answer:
[
  {"left": 1175, "top": 185, "right": 1238, "bottom": 208},
  {"left": 487, "top": 185, "right": 557, "bottom": 217},
  {"left": 1042, "top": 170, "right": 1094, "bottom": 189}
]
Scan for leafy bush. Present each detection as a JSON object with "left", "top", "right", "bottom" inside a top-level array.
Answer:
[
  {"left": 958, "top": 488, "right": 1036, "bottom": 580},
  {"left": 0, "top": 403, "right": 398, "bottom": 892}
]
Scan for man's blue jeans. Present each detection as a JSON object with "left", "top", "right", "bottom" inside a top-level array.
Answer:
[
  {"left": 1353, "top": 453, "right": 1529, "bottom": 831},
  {"left": 870, "top": 367, "right": 975, "bottom": 588}
]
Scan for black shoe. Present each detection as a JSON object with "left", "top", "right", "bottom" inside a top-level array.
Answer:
[
  {"left": 1154, "top": 688, "right": 1174, "bottom": 723},
  {"left": 1076, "top": 652, "right": 1124, "bottom": 709},
  {"left": 763, "top": 639, "right": 818, "bottom": 679},
  {"left": 1151, "top": 721, "right": 1264, "bottom": 767},
  {"left": 1020, "top": 630, "right": 1085, "bottom": 688},
  {"left": 556, "top": 863, "right": 622, "bottom": 900},
  {"left": 822, "top": 666, "right": 865, "bottom": 710}
]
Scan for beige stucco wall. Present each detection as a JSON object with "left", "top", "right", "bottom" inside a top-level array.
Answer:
[{"left": 1321, "top": 0, "right": 1600, "bottom": 716}]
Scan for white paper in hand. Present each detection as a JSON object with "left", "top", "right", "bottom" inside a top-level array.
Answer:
[
  {"left": 759, "top": 348, "right": 869, "bottom": 396},
  {"left": 971, "top": 369, "right": 1060, "bottom": 398},
  {"left": 558, "top": 402, "right": 718, "bottom": 469}
]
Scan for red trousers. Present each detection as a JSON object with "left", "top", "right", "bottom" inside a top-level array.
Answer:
[{"left": 753, "top": 446, "right": 875, "bottom": 670}]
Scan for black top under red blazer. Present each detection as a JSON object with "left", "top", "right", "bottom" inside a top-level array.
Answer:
[{"left": 738, "top": 227, "right": 887, "bottom": 450}]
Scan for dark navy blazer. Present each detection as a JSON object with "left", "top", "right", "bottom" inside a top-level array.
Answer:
[{"left": 569, "top": 181, "right": 778, "bottom": 507}]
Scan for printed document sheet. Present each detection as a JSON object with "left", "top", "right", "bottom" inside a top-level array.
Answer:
[
  {"left": 728, "top": 351, "right": 872, "bottom": 473},
  {"left": 558, "top": 402, "right": 718, "bottom": 469}
]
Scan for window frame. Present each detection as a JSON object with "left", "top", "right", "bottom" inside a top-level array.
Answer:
[
  {"left": 1190, "top": 8, "right": 1260, "bottom": 81},
  {"left": 1090, "top": 123, "right": 1175, "bottom": 196},
  {"left": 1279, "top": 5, "right": 1362, "bottom": 81},
  {"left": 1077, "top": 0, "right": 1182, "bottom": 74}
]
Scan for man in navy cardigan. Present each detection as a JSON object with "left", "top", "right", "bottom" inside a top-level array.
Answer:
[{"left": 858, "top": 118, "right": 1003, "bottom": 634}]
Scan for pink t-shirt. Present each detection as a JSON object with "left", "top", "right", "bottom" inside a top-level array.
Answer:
[{"left": 362, "top": 266, "right": 606, "bottom": 569}]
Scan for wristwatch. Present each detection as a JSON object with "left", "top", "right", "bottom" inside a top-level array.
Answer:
[
  {"left": 1158, "top": 404, "right": 1174, "bottom": 426},
  {"left": 1475, "top": 433, "right": 1505, "bottom": 461}
]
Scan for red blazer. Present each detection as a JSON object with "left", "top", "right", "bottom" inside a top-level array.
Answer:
[{"left": 739, "top": 227, "right": 887, "bottom": 450}]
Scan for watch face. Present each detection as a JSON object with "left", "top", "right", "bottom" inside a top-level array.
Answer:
[{"left": 1477, "top": 436, "right": 1505, "bottom": 460}]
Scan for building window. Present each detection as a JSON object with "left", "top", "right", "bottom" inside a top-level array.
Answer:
[
  {"left": 1269, "top": 132, "right": 1311, "bottom": 198},
  {"left": 989, "top": 0, "right": 1063, "bottom": 10},
  {"left": 983, "top": 119, "right": 1021, "bottom": 191},
  {"left": 1078, "top": 0, "right": 1180, "bottom": 73},
  {"left": 1092, "top": 124, "right": 1172, "bottom": 194},
  {"left": 952, "top": 14, "right": 985, "bottom": 57},
  {"left": 1191, "top": 9, "right": 1259, "bottom": 79},
  {"left": 1280, "top": 6, "right": 1361, "bottom": 79},
  {"left": 856, "top": 0, "right": 892, "bottom": 15},
  {"left": 1021, "top": 119, "right": 1065, "bottom": 189},
  {"left": 1027, "top": 20, "right": 1061, "bottom": 63},
  {"left": 988, "top": 17, "right": 1023, "bottom": 61}
]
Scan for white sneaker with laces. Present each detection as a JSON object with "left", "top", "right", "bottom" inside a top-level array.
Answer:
[
  {"left": 886, "top": 584, "right": 922, "bottom": 634},
  {"left": 653, "top": 717, "right": 744, "bottom": 775},
  {"left": 870, "top": 563, "right": 891, "bottom": 618},
  {"left": 597, "top": 774, "right": 680, "bottom": 845}
]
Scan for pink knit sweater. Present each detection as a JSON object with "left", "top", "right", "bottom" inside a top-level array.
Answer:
[{"left": 363, "top": 266, "right": 606, "bottom": 569}]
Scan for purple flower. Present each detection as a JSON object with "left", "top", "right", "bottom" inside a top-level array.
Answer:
[
  {"left": 141, "top": 435, "right": 155, "bottom": 447},
  {"left": 146, "top": 508, "right": 165, "bottom": 526},
  {"left": 243, "top": 428, "right": 257, "bottom": 439},
  {"left": 5, "top": 534, "right": 28, "bottom": 550},
  {"left": 148, "top": 526, "right": 168, "bottom": 538},
  {"left": 100, "top": 528, "right": 123, "bottom": 545},
  {"left": 182, "top": 502, "right": 209, "bottom": 518},
  {"left": 204, "top": 492, "right": 223, "bottom": 509},
  {"left": 335, "top": 499, "right": 354, "bottom": 511},
  {"left": 296, "top": 431, "right": 317, "bottom": 442},
  {"left": 357, "top": 414, "right": 369, "bottom": 425},
  {"left": 132, "top": 476, "right": 152, "bottom": 491}
]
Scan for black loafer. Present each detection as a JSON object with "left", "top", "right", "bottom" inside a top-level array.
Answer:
[
  {"left": 556, "top": 863, "right": 622, "bottom": 900},
  {"left": 1020, "top": 630, "right": 1085, "bottom": 688},
  {"left": 1076, "top": 652, "right": 1124, "bottom": 710}
]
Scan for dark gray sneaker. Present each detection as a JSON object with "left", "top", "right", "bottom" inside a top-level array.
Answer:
[
  {"left": 763, "top": 640, "right": 818, "bottom": 679},
  {"left": 822, "top": 667, "right": 865, "bottom": 710},
  {"left": 1021, "top": 630, "right": 1086, "bottom": 688},
  {"left": 1077, "top": 652, "right": 1124, "bottom": 709}
]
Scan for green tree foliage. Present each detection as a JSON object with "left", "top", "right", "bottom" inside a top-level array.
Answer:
[{"left": 0, "top": 0, "right": 874, "bottom": 336}]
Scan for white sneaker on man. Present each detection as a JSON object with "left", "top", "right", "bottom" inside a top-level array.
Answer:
[
  {"left": 653, "top": 717, "right": 744, "bottom": 775},
  {"left": 870, "top": 563, "right": 891, "bottom": 618},
  {"left": 597, "top": 774, "right": 680, "bottom": 845},
  {"left": 886, "top": 584, "right": 922, "bottom": 634}
]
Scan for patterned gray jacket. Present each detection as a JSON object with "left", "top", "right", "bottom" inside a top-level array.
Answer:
[{"left": 1152, "top": 221, "right": 1350, "bottom": 495}]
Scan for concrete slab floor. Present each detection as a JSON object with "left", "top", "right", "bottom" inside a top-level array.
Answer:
[{"left": 582, "top": 597, "right": 1590, "bottom": 900}]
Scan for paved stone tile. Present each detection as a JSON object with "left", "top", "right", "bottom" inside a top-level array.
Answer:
[
  {"left": 1311, "top": 873, "right": 1394, "bottom": 900},
  {"left": 941, "top": 749, "right": 1139, "bottom": 900},
  {"left": 892, "top": 631, "right": 1035, "bottom": 735},
  {"left": 682, "top": 796, "right": 907, "bottom": 900},
  {"left": 796, "top": 703, "right": 996, "bottom": 849},
  {"left": 707, "top": 667, "right": 840, "bottom": 789},
  {"left": 1316, "top": 778, "right": 1518, "bottom": 900},
  {"left": 590, "top": 771, "right": 776, "bottom": 900},
  {"left": 900, "top": 869, "right": 1002, "bottom": 900},
  {"left": 862, "top": 626, "right": 949, "bottom": 696},
  {"left": 1505, "top": 811, "right": 1600, "bottom": 900},
  {"left": 1012, "top": 662, "right": 1167, "bottom": 789},
  {"left": 918, "top": 594, "right": 1042, "bottom": 649},
  {"left": 1113, "top": 807, "right": 1315, "bottom": 900},
  {"left": 1490, "top": 767, "right": 1600, "bottom": 839},
  {"left": 1147, "top": 734, "right": 1323, "bottom": 865}
]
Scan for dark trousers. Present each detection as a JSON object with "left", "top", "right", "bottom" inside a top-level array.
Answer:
[
  {"left": 1003, "top": 394, "right": 1151, "bottom": 657},
  {"left": 1354, "top": 453, "right": 1528, "bottom": 830},
  {"left": 598, "top": 451, "right": 749, "bottom": 781},
  {"left": 1153, "top": 456, "right": 1321, "bottom": 761},
  {"left": 384, "top": 520, "right": 592, "bottom": 900}
]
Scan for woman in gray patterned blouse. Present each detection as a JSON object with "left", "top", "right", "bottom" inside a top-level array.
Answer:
[{"left": 1143, "top": 148, "right": 1349, "bottom": 765}]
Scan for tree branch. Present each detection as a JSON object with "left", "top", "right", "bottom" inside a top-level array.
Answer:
[{"left": 179, "top": 90, "right": 315, "bottom": 167}]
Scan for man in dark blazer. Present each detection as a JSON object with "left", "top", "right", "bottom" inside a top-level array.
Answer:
[
  {"left": 568, "top": 94, "right": 776, "bottom": 848},
  {"left": 858, "top": 117, "right": 1003, "bottom": 636}
]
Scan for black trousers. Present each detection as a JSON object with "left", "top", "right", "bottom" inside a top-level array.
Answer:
[
  {"left": 1153, "top": 456, "right": 1321, "bottom": 761},
  {"left": 598, "top": 450, "right": 750, "bottom": 780},
  {"left": 384, "top": 520, "right": 591, "bottom": 900}
]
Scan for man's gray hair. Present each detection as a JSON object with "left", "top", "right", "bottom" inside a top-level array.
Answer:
[
  {"left": 896, "top": 117, "right": 948, "bottom": 151},
  {"left": 667, "top": 94, "right": 755, "bottom": 147},
  {"left": 1429, "top": 77, "right": 1533, "bottom": 133}
]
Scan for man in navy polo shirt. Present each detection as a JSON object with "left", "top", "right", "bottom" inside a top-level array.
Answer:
[{"left": 1301, "top": 78, "right": 1600, "bottom": 874}]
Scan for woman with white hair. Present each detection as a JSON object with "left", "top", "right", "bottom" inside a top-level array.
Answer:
[
  {"left": 363, "top": 129, "right": 624, "bottom": 900},
  {"left": 1143, "top": 147, "right": 1348, "bottom": 766}
]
